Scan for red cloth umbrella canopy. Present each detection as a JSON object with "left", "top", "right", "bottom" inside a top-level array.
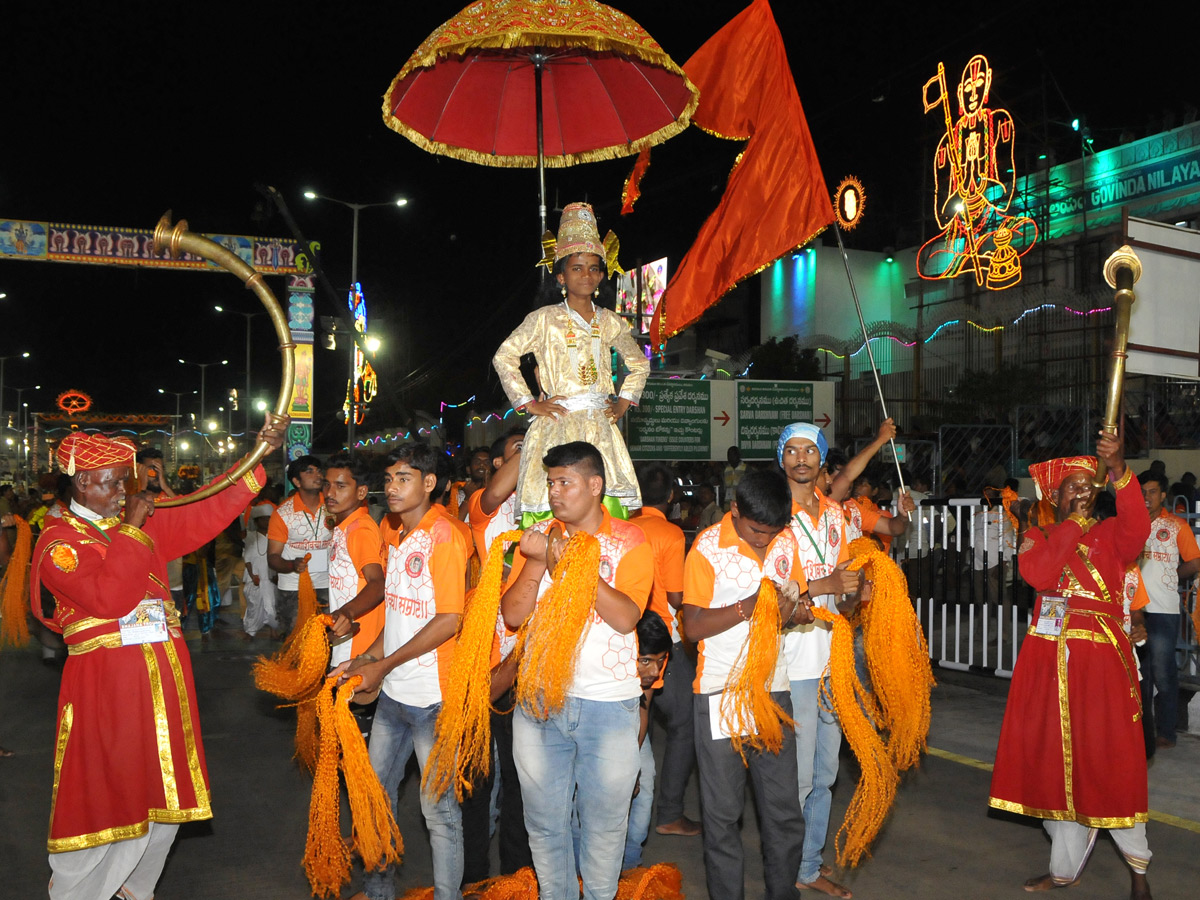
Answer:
[{"left": 382, "top": 0, "right": 699, "bottom": 169}]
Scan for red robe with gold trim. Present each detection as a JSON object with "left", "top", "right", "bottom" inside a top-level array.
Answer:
[
  {"left": 31, "top": 467, "right": 264, "bottom": 852},
  {"left": 988, "top": 473, "right": 1150, "bottom": 827}
]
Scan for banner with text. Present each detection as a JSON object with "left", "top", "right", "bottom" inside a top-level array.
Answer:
[{"left": 627, "top": 379, "right": 834, "bottom": 460}]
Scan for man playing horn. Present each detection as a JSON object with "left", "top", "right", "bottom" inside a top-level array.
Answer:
[
  {"left": 989, "top": 433, "right": 1153, "bottom": 898},
  {"left": 32, "top": 417, "right": 287, "bottom": 900}
]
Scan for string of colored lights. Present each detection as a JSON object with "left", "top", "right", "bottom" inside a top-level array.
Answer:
[{"left": 815, "top": 302, "right": 1112, "bottom": 359}]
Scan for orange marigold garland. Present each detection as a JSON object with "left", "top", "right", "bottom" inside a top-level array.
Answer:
[
  {"left": 332, "top": 677, "right": 403, "bottom": 873},
  {"left": 721, "top": 578, "right": 793, "bottom": 763},
  {"left": 304, "top": 679, "right": 352, "bottom": 898},
  {"left": 303, "top": 676, "right": 404, "bottom": 897},
  {"left": 294, "top": 696, "right": 320, "bottom": 774},
  {"left": 424, "top": 530, "right": 523, "bottom": 802},
  {"left": 513, "top": 530, "right": 601, "bottom": 719},
  {"left": 253, "top": 613, "right": 332, "bottom": 701},
  {"left": 811, "top": 604, "right": 898, "bottom": 869},
  {"left": 395, "top": 862, "right": 684, "bottom": 900},
  {"left": 0, "top": 515, "right": 32, "bottom": 648},
  {"left": 849, "top": 537, "right": 934, "bottom": 773},
  {"left": 296, "top": 560, "right": 319, "bottom": 629}
]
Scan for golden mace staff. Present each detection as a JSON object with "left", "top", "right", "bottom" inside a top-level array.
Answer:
[
  {"left": 1092, "top": 245, "right": 1142, "bottom": 491},
  {"left": 151, "top": 213, "right": 296, "bottom": 507}
]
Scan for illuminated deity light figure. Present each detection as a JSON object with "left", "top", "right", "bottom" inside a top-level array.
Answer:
[{"left": 918, "top": 54, "right": 1038, "bottom": 288}]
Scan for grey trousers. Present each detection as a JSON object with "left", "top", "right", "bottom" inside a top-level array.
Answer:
[
  {"left": 654, "top": 640, "right": 698, "bottom": 825},
  {"left": 694, "top": 691, "right": 805, "bottom": 900}
]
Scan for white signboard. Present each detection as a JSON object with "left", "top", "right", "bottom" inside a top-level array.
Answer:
[{"left": 1126, "top": 217, "right": 1200, "bottom": 379}]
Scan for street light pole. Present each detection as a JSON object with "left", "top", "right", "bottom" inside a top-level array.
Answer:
[
  {"left": 214, "top": 306, "right": 260, "bottom": 437},
  {"left": 11, "top": 385, "right": 39, "bottom": 476},
  {"left": 158, "top": 388, "right": 195, "bottom": 470},
  {"left": 304, "top": 190, "right": 406, "bottom": 453},
  {"left": 179, "top": 359, "right": 227, "bottom": 473},
  {"left": 0, "top": 351, "right": 31, "bottom": 427}
]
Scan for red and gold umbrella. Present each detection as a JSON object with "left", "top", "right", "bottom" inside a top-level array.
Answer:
[{"left": 382, "top": 0, "right": 699, "bottom": 234}]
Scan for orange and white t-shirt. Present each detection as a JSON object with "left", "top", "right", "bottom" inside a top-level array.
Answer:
[
  {"left": 380, "top": 506, "right": 469, "bottom": 708},
  {"left": 468, "top": 488, "right": 518, "bottom": 569},
  {"left": 267, "top": 493, "right": 334, "bottom": 591},
  {"left": 785, "top": 492, "right": 850, "bottom": 680},
  {"left": 631, "top": 507, "right": 686, "bottom": 643},
  {"left": 327, "top": 506, "right": 384, "bottom": 668},
  {"left": 1138, "top": 509, "right": 1200, "bottom": 614},
  {"left": 683, "top": 515, "right": 807, "bottom": 695},
  {"left": 508, "top": 510, "right": 653, "bottom": 702}
]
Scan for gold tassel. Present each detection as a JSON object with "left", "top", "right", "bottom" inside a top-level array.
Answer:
[
  {"left": 0, "top": 516, "right": 33, "bottom": 648},
  {"left": 603, "top": 230, "right": 625, "bottom": 276},
  {"left": 424, "top": 530, "right": 522, "bottom": 801},
  {"left": 536, "top": 230, "right": 556, "bottom": 271}
]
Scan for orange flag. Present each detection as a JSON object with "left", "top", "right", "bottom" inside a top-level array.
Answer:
[{"left": 650, "top": 0, "right": 834, "bottom": 348}]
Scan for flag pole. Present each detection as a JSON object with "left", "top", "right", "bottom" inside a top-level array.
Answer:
[{"left": 832, "top": 222, "right": 907, "bottom": 494}]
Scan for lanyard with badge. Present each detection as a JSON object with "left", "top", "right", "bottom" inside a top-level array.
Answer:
[{"left": 793, "top": 508, "right": 828, "bottom": 568}]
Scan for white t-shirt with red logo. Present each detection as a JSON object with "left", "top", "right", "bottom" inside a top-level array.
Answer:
[
  {"left": 683, "top": 516, "right": 806, "bottom": 695},
  {"left": 508, "top": 511, "right": 654, "bottom": 702},
  {"left": 267, "top": 494, "right": 334, "bottom": 591},
  {"left": 381, "top": 507, "right": 468, "bottom": 708},
  {"left": 784, "top": 493, "right": 850, "bottom": 681},
  {"left": 1138, "top": 509, "right": 1200, "bottom": 614}
]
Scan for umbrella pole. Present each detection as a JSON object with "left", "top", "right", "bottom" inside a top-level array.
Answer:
[
  {"left": 534, "top": 52, "right": 548, "bottom": 246},
  {"left": 833, "top": 222, "right": 907, "bottom": 494}
]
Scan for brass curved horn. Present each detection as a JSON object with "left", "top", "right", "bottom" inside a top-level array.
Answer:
[
  {"left": 152, "top": 212, "right": 295, "bottom": 507},
  {"left": 1091, "top": 244, "right": 1142, "bottom": 490}
]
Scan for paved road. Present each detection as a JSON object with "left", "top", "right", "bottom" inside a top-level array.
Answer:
[{"left": 2, "top": 623, "right": 1197, "bottom": 899}]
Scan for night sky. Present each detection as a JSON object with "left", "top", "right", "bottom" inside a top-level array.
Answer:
[{"left": 3, "top": 1, "right": 1195, "bottom": 448}]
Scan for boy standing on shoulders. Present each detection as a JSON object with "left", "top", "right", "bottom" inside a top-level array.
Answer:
[
  {"left": 341, "top": 443, "right": 469, "bottom": 900},
  {"left": 501, "top": 441, "right": 653, "bottom": 900},
  {"left": 682, "top": 467, "right": 815, "bottom": 900}
]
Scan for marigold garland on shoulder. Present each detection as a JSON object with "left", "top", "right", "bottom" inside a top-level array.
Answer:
[
  {"left": 721, "top": 578, "right": 793, "bottom": 763},
  {"left": 513, "top": 530, "right": 601, "bottom": 719},
  {"left": 424, "top": 529, "right": 523, "bottom": 801}
]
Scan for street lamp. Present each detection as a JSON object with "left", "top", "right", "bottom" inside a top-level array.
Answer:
[
  {"left": 305, "top": 191, "right": 405, "bottom": 453},
  {"left": 0, "top": 351, "right": 31, "bottom": 426},
  {"left": 159, "top": 387, "right": 197, "bottom": 469},
  {"left": 178, "top": 358, "right": 228, "bottom": 470},
  {"left": 10, "top": 385, "right": 40, "bottom": 475},
  {"left": 303, "top": 190, "right": 409, "bottom": 285},
  {"left": 214, "top": 305, "right": 262, "bottom": 437}
]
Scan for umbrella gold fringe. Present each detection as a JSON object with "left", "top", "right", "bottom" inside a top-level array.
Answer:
[
  {"left": 381, "top": 110, "right": 695, "bottom": 170},
  {"left": 393, "top": 30, "right": 698, "bottom": 92},
  {"left": 382, "top": 30, "right": 700, "bottom": 169},
  {"left": 693, "top": 122, "right": 751, "bottom": 142}
]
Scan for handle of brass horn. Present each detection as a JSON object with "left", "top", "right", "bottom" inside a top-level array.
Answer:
[
  {"left": 151, "top": 213, "right": 295, "bottom": 507},
  {"left": 1091, "top": 246, "right": 1142, "bottom": 493}
]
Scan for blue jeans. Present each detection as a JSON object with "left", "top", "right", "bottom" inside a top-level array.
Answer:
[
  {"left": 791, "top": 677, "right": 842, "bottom": 884},
  {"left": 364, "top": 693, "right": 463, "bottom": 900},
  {"left": 623, "top": 736, "right": 655, "bottom": 868},
  {"left": 1144, "top": 612, "right": 1181, "bottom": 742},
  {"left": 514, "top": 696, "right": 640, "bottom": 900}
]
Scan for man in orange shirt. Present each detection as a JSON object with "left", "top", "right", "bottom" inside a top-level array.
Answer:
[
  {"left": 631, "top": 463, "right": 701, "bottom": 841},
  {"left": 323, "top": 453, "right": 385, "bottom": 670},
  {"left": 681, "top": 468, "right": 815, "bottom": 900},
  {"left": 501, "top": 441, "right": 654, "bottom": 900},
  {"left": 340, "top": 443, "right": 468, "bottom": 900},
  {"left": 266, "top": 456, "right": 333, "bottom": 636}
]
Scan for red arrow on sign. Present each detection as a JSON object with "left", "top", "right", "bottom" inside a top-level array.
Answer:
[
  {"left": 814, "top": 413, "right": 831, "bottom": 428},
  {"left": 713, "top": 411, "right": 730, "bottom": 426}
]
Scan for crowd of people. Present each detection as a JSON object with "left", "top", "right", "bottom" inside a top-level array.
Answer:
[{"left": 2, "top": 200, "right": 1178, "bottom": 900}]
